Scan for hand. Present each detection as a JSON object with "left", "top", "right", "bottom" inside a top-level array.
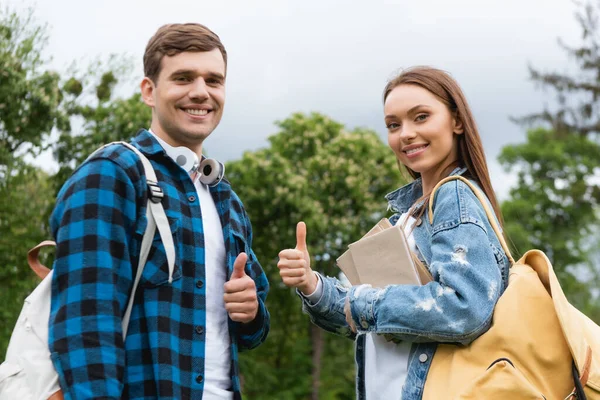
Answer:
[
  {"left": 224, "top": 252, "right": 259, "bottom": 324},
  {"left": 277, "top": 221, "right": 317, "bottom": 295},
  {"left": 344, "top": 296, "right": 357, "bottom": 333}
]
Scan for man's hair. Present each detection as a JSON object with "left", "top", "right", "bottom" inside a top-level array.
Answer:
[{"left": 143, "top": 23, "right": 227, "bottom": 83}]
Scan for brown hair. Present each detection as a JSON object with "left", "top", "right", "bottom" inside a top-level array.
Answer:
[
  {"left": 143, "top": 23, "right": 227, "bottom": 83},
  {"left": 383, "top": 66, "right": 504, "bottom": 228}
]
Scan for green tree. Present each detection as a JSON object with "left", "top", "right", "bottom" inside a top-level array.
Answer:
[
  {"left": 227, "top": 112, "right": 405, "bottom": 399},
  {"left": 502, "top": 0, "right": 600, "bottom": 319},
  {"left": 0, "top": 8, "right": 62, "bottom": 168},
  {"left": 499, "top": 128, "right": 600, "bottom": 319},
  {"left": 53, "top": 59, "right": 151, "bottom": 185},
  {"left": 0, "top": 7, "right": 63, "bottom": 356}
]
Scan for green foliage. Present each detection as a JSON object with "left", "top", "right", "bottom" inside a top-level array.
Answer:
[
  {"left": 0, "top": 7, "right": 63, "bottom": 357},
  {"left": 502, "top": 0, "right": 600, "bottom": 321},
  {"left": 0, "top": 162, "right": 55, "bottom": 357},
  {"left": 229, "top": 112, "right": 405, "bottom": 399},
  {"left": 0, "top": 7, "right": 62, "bottom": 166}
]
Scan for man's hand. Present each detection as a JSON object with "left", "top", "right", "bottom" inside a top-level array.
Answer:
[
  {"left": 224, "top": 253, "right": 259, "bottom": 324},
  {"left": 277, "top": 221, "right": 318, "bottom": 295}
]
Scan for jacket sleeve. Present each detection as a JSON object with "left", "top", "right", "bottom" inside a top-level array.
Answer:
[
  {"left": 48, "top": 157, "right": 139, "bottom": 399},
  {"left": 236, "top": 206, "right": 271, "bottom": 351},
  {"left": 296, "top": 273, "right": 357, "bottom": 340},
  {"left": 348, "top": 181, "right": 504, "bottom": 344}
]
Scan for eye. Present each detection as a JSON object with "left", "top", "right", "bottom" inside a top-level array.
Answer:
[
  {"left": 386, "top": 122, "right": 400, "bottom": 130},
  {"left": 206, "top": 78, "right": 222, "bottom": 86},
  {"left": 415, "top": 113, "right": 428, "bottom": 122}
]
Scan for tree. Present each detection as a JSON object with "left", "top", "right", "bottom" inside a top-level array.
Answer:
[
  {"left": 227, "top": 112, "right": 405, "bottom": 399},
  {"left": 499, "top": 128, "right": 600, "bottom": 319},
  {"left": 0, "top": 7, "right": 63, "bottom": 356},
  {"left": 0, "top": 7, "right": 62, "bottom": 169},
  {"left": 52, "top": 59, "right": 151, "bottom": 185},
  {"left": 501, "top": 0, "right": 600, "bottom": 320}
]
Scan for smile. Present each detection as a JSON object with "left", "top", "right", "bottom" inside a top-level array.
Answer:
[
  {"left": 404, "top": 145, "right": 429, "bottom": 156},
  {"left": 184, "top": 109, "right": 210, "bottom": 116}
]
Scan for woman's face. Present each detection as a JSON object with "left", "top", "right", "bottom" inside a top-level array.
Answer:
[{"left": 384, "top": 84, "right": 463, "bottom": 190}]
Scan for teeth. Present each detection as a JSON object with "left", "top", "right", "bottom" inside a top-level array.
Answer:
[
  {"left": 406, "top": 145, "right": 427, "bottom": 155},
  {"left": 185, "top": 109, "right": 208, "bottom": 116}
]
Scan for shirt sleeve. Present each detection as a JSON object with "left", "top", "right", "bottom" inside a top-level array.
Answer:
[{"left": 48, "top": 157, "right": 140, "bottom": 399}]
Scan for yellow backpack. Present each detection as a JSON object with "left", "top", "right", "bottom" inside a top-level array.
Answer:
[{"left": 422, "top": 176, "right": 600, "bottom": 400}]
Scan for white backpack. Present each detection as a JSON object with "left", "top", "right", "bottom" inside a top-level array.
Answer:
[{"left": 0, "top": 142, "right": 176, "bottom": 400}]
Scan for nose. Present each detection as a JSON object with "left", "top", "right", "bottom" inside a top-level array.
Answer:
[
  {"left": 189, "top": 78, "right": 210, "bottom": 101},
  {"left": 399, "top": 125, "right": 417, "bottom": 142}
]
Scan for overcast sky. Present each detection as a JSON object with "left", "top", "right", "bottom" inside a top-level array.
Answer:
[{"left": 8, "top": 0, "right": 582, "bottom": 199}]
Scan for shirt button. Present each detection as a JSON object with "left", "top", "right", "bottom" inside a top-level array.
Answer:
[
  {"left": 415, "top": 218, "right": 423, "bottom": 227},
  {"left": 196, "top": 280, "right": 204, "bottom": 289},
  {"left": 419, "top": 353, "right": 428, "bottom": 363},
  {"left": 188, "top": 195, "right": 196, "bottom": 202},
  {"left": 196, "top": 374, "right": 204, "bottom": 384},
  {"left": 195, "top": 326, "right": 204, "bottom": 335}
]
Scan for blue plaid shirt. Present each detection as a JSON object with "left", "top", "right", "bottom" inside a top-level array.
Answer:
[{"left": 48, "top": 130, "right": 270, "bottom": 399}]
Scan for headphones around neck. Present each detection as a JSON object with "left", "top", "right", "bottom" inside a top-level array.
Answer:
[{"left": 171, "top": 146, "right": 225, "bottom": 187}]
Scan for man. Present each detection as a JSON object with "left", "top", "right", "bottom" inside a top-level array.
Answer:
[{"left": 48, "top": 23, "right": 270, "bottom": 399}]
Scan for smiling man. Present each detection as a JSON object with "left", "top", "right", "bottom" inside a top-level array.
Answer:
[{"left": 48, "top": 23, "right": 270, "bottom": 400}]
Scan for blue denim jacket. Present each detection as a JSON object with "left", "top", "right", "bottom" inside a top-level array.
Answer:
[{"left": 299, "top": 168, "right": 510, "bottom": 399}]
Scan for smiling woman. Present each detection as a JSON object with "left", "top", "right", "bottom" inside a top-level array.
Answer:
[{"left": 276, "top": 66, "right": 510, "bottom": 400}]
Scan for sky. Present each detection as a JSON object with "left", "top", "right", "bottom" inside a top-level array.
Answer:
[{"left": 8, "top": 0, "right": 582, "bottom": 199}]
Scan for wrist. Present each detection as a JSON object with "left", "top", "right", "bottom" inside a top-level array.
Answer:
[{"left": 299, "top": 271, "right": 318, "bottom": 295}]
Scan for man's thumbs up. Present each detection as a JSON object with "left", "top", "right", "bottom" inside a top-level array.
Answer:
[
  {"left": 277, "top": 221, "right": 317, "bottom": 295},
  {"left": 224, "top": 252, "right": 258, "bottom": 324},
  {"left": 231, "top": 252, "right": 248, "bottom": 279}
]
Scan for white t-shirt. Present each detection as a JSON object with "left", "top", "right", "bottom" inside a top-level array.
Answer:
[
  {"left": 148, "top": 131, "right": 232, "bottom": 399},
  {"left": 363, "top": 213, "right": 417, "bottom": 399}
]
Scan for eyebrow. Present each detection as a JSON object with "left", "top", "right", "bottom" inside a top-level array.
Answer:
[
  {"left": 385, "top": 104, "right": 431, "bottom": 120},
  {"left": 169, "top": 69, "right": 225, "bottom": 81}
]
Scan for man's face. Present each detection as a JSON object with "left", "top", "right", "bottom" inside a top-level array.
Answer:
[{"left": 141, "top": 49, "right": 226, "bottom": 152}]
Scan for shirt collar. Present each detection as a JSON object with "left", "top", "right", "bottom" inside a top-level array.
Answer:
[{"left": 385, "top": 166, "right": 467, "bottom": 214}]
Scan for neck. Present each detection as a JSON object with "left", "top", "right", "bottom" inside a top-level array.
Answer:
[
  {"left": 420, "top": 159, "right": 460, "bottom": 195},
  {"left": 149, "top": 123, "right": 203, "bottom": 158}
]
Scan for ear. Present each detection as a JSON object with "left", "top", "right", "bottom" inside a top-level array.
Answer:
[
  {"left": 140, "top": 77, "right": 156, "bottom": 107},
  {"left": 453, "top": 115, "right": 464, "bottom": 135}
]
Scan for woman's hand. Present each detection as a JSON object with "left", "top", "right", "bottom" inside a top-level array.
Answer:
[{"left": 277, "top": 221, "right": 318, "bottom": 295}]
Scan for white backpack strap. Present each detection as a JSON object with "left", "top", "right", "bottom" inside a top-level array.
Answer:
[{"left": 92, "top": 141, "right": 175, "bottom": 338}]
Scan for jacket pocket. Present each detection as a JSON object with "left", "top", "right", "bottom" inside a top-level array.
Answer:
[
  {"left": 140, "top": 217, "right": 182, "bottom": 287},
  {"left": 0, "top": 361, "right": 34, "bottom": 399},
  {"left": 457, "top": 358, "right": 546, "bottom": 400}
]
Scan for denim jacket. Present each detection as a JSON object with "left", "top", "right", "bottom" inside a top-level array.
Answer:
[{"left": 299, "top": 168, "right": 510, "bottom": 399}]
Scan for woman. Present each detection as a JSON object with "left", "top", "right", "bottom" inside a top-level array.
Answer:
[{"left": 277, "top": 66, "right": 510, "bottom": 400}]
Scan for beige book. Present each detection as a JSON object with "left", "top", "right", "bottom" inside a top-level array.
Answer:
[
  {"left": 336, "top": 218, "right": 391, "bottom": 285},
  {"left": 337, "top": 219, "right": 433, "bottom": 287}
]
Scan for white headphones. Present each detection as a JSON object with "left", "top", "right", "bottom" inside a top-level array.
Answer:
[{"left": 171, "top": 146, "right": 225, "bottom": 187}]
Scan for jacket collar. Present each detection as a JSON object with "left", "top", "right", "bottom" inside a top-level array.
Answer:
[{"left": 385, "top": 166, "right": 467, "bottom": 214}]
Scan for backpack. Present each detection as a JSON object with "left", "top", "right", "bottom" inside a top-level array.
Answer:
[
  {"left": 422, "top": 175, "right": 600, "bottom": 400},
  {"left": 0, "top": 142, "right": 175, "bottom": 400}
]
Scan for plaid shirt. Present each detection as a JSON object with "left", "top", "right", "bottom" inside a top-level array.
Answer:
[{"left": 48, "top": 130, "right": 270, "bottom": 399}]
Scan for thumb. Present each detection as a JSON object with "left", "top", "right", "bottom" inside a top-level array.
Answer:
[
  {"left": 231, "top": 252, "right": 248, "bottom": 279},
  {"left": 295, "top": 221, "right": 307, "bottom": 252}
]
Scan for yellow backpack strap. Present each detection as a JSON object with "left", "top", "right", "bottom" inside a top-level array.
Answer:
[{"left": 428, "top": 175, "right": 515, "bottom": 265}]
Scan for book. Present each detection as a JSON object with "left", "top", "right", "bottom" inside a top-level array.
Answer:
[{"left": 336, "top": 218, "right": 433, "bottom": 287}]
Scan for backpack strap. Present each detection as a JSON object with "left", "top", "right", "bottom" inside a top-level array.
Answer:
[
  {"left": 27, "top": 240, "right": 57, "bottom": 279},
  {"left": 428, "top": 175, "right": 515, "bottom": 265},
  {"left": 26, "top": 141, "right": 175, "bottom": 339}
]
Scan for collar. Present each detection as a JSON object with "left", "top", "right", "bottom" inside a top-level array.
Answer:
[{"left": 385, "top": 166, "right": 467, "bottom": 214}]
